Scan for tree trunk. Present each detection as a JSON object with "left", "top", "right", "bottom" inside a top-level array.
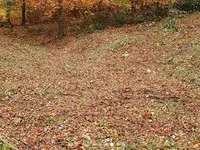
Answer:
[
  {"left": 21, "top": 0, "right": 26, "bottom": 26},
  {"left": 98, "top": 0, "right": 103, "bottom": 12},
  {"left": 6, "top": 0, "right": 12, "bottom": 24},
  {"left": 58, "top": 0, "right": 64, "bottom": 39},
  {"left": 97, "top": 0, "right": 103, "bottom": 17},
  {"left": 131, "top": 0, "right": 135, "bottom": 16}
]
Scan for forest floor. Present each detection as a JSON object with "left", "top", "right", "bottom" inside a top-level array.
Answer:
[{"left": 0, "top": 12, "right": 200, "bottom": 150}]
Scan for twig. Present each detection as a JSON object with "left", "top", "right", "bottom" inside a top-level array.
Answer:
[{"left": 10, "top": 136, "right": 28, "bottom": 146}]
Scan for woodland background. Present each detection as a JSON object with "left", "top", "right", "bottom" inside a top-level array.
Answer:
[{"left": 0, "top": 0, "right": 199, "bottom": 38}]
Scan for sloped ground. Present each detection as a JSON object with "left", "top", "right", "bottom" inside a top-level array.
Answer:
[{"left": 0, "top": 13, "right": 200, "bottom": 149}]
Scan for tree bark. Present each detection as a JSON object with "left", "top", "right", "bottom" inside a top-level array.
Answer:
[
  {"left": 131, "top": 0, "right": 135, "bottom": 16},
  {"left": 21, "top": 0, "right": 26, "bottom": 26},
  {"left": 58, "top": 0, "right": 64, "bottom": 39},
  {"left": 98, "top": 0, "right": 103, "bottom": 12},
  {"left": 6, "top": 0, "right": 12, "bottom": 24}
]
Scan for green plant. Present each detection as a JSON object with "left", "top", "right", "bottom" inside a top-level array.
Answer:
[
  {"left": 114, "top": 13, "right": 126, "bottom": 27},
  {"left": 98, "top": 119, "right": 106, "bottom": 127},
  {"left": 124, "top": 143, "right": 137, "bottom": 150},
  {"left": 164, "top": 17, "right": 179, "bottom": 32},
  {"left": 89, "top": 23, "right": 104, "bottom": 31},
  {"left": 92, "top": 12, "right": 108, "bottom": 30},
  {"left": 102, "top": 35, "right": 134, "bottom": 51},
  {"left": 113, "top": 7, "right": 130, "bottom": 27},
  {"left": 19, "top": 40, "right": 25, "bottom": 47},
  {"left": 0, "top": 139, "right": 14, "bottom": 150},
  {"left": 177, "top": 0, "right": 200, "bottom": 11},
  {"left": 45, "top": 116, "right": 54, "bottom": 125}
]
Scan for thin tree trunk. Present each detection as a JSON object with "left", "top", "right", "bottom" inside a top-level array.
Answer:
[
  {"left": 131, "top": 0, "right": 135, "bottom": 16},
  {"left": 6, "top": 0, "right": 11, "bottom": 24},
  {"left": 58, "top": 0, "right": 64, "bottom": 39},
  {"left": 97, "top": 0, "right": 103, "bottom": 17},
  {"left": 98, "top": 0, "right": 103, "bottom": 12},
  {"left": 21, "top": 0, "right": 26, "bottom": 26}
]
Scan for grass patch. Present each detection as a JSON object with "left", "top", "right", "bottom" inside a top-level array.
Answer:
[
  {"left": 19, "top": 42, "right": 45, "bottom": 51},
  {"left": 102, "top": 35, "right": 135, "bottom": 51},
  {"left": 88, "top": 35, "right": 135, "bottom": 57},
  {"left": 0, "top": 52, "right": 16, "bottom": 68},
  {"left": 0, "top": 61, "right": 14, "bottom": 68},
  {"left": 164, "top": 17, "right": 179, "bottom": 32},
  {"left": 164, "top": 40, "right": 200, "bottom": 86}
]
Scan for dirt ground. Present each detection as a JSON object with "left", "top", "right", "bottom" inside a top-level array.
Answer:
[{"left": 0, "top": 12, "right": 200, "bottom": 149}]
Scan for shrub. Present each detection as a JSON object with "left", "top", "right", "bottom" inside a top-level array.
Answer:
[
  {"left": 112, "top": 7, "right": 131, "bottom": 27},
  {"left": 89, "top": 23, "right": 104, "bottom": 31},
  {"left": 113, "top": 12, "right": 126, "bottom": 27},
  {"left": 176, "top": 0, "right": 200, "bottom": 11},
  {"left": 164, "top": 17, "right": 179, "bottom": 32},
  {"left": 93, "top": 11, "right": 109, "bottom": 28}
]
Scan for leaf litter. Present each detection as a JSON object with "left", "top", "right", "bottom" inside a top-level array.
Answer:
[{"left": 0, "top": 13, "right": 200, "bottom": 149}]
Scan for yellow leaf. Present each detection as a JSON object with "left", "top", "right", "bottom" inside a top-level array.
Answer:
[{"left": 156, "top": 43, "right": 161, "bottom": 47}]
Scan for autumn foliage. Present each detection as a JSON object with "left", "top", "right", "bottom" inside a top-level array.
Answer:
[{"left": 0, "top": 0, "right": 176, "bottom": 37}]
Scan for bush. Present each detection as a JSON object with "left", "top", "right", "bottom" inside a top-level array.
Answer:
[
  {"left": 113, "top": 7, "right": 131, "bottom": 27},
  {"left": 113, "top": 12, "right": 126, "bottom": 27},
  {"left": 89, "top": 23, "right": 104, "bottom": 31},
  {"left": 94, "top": 12, "right": 109, "bottom": 28},
  {"left": 177, "top": 0, "right": 200, "bottom": 11}
]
